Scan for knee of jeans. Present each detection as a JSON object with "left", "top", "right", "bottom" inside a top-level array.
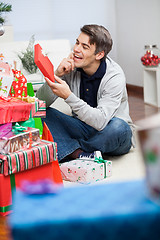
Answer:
[
  {"left": 46, "top": 107, "right": 62, "bottom": 118},
  {"left": 109, "top": 118, "right": 132, "bottom": 139}
]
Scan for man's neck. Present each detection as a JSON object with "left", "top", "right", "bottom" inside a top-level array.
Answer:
[{"left": 82, "top": 61, "right": 101, "bottom": 76}]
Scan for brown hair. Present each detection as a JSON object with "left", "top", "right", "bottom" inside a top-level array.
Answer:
[{"left": 80, "top": 24, "right": 113, "bottom": 60}]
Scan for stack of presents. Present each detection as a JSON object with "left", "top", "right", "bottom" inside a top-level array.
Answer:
[
  {"left": 0, "top": 53, "right": 63, "bottom": 216},
  {"left": 0, "top": 50, "right": 112, "bottom": 218}
]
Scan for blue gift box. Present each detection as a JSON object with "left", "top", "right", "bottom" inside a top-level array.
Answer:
[{"left": 9, "top": 180, "right": 160, "bottom": 240}]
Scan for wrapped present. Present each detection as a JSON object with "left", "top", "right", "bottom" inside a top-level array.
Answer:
[
  {"left": 30, "top": 98, "right": 46, "bottom": 118},
  {"left": 60, "top": 158, "right": 112, "bottom": 184},
  {"left": 0, "top": 140, "right": 57, "bottom": 176},
  {"left": 34, "top": 44, "right": 54, "bottom": 82},
  {"left": 0, "top": 96, "right": 31, "bottom": 125},
  {"left": 0, "top": 122, "right": 12, "bottom": 138},
  {"left": 0, "top": 124, "right": 40, "bottom": 154},
  {"left": 9, "top": 180, "right": 160, "bottom": 240},
  {"left": 0, "top": 160, "right": 63, "bottom": 216},
  {"left": 0, "top": 57, "right": 13, "bottom": 97},
  {"left": 10, "top": 69, "right": 27, "bottom": 98},
  {"left": 19, "top": 96, "right": 46, "bottom": 118}
]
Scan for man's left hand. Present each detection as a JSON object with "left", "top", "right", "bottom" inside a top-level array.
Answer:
[{"left": 45, "top": 75, "right": 72, "bottom": 100}]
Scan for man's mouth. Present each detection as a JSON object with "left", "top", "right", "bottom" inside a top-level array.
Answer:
[{"left": 74, "top": 54, "right": 83, "bottom": 60}]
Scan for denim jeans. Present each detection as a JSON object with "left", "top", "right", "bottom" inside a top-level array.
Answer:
[{"left": 42, "top": 107, "right": 132, "bottom": 161}]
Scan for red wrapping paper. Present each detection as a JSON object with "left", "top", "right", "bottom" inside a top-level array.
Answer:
[
  {"left": 0, "top": 161, "right": 63, "bottom": 216},
  {"left": 34, "top": 44, "right": 54, "bottom": 82},
  {"left": 0, "top": 140, "right": 57, "bottom": 176},
  {"left": 0, "top": 97, "right": 31, "bottom": 124}
]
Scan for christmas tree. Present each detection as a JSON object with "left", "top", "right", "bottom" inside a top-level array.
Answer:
[{"left": 0, "top": 2, "right": 12, "bottom": 24}]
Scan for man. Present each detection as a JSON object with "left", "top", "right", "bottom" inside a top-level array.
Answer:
[{"left": 36, "top": 24, "right": 134, "bottom": 162}]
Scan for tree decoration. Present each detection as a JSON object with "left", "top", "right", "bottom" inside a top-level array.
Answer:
[{"left": 18, "top": 35, "right": 38, "bottom": 74}]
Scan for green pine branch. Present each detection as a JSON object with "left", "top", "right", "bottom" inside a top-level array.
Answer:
[{"left": 0, "top": 2, "right": 12, "bottom": 24}]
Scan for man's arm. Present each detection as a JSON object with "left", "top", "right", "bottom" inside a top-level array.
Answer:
[{"left": 36, "top": 52, "right": 74, "bottom": 106}]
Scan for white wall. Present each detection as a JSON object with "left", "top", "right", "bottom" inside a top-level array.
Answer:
[
  {"left": 116, "top": 0, "right": 160, "bottom": 86},
  {"left": 4, "top": 0, "right": 117, "bottom": 57},
  {"left": 2, "top": 0, "right": 160, "bottom": 87}
]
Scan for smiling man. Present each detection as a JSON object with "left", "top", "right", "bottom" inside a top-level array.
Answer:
[{"left": 36, "top": 24, "right": 135, "bottom": 162}]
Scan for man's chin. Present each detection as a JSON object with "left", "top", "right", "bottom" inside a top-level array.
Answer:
[{"left": 74, "top": 62, "right": 83, "bottom": 68}]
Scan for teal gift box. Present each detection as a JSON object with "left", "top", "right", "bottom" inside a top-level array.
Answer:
[{"left": 8, "top": 180, "right": 160, "bottom": 240}]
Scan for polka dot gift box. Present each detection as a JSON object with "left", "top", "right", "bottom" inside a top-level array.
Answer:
[{"left": 60, "top": 158, "right": 112, "bottom": 184}]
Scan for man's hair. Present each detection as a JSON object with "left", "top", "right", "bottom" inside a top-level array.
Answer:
[{"left": 80, "top": 24, "right": 113, "bottom": 60}]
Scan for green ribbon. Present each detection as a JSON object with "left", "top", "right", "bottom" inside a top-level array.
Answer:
[
  {"left": 0, "top": 174, "right": 15, "bottom": 214},
  {"left": 0, "top": 205, "right": 12, "bottom": 213},
  {"left": 94, "top": 157, "right": 107, "bottom": 163},
  {"left": 94, "top": 157, "right": 107, "bottom": 178},
  {"left": 12, "top": 122, "right": 27, "bottom": 133}
]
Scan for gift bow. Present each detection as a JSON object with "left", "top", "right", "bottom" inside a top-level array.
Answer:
[
  {"left": 94, "top": 157, "right": 107, "bottom": 178},
  {"left": 12, "top": 123, "right": 27, "bottom": 132},
  {"left": 12, "top": 123, "right": 32, "bottom": 148},
  {"left": 94, "top": 157, "right": 107, "bottom": 163}
]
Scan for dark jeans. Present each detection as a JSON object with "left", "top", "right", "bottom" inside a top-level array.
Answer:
[{"left": 42, "top": 107, "right": 132, "bottom": 161}]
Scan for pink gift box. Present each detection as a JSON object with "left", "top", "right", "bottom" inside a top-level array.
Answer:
[
  {"left": 0, "top": 126, "right": 40, "bottom": 154},
  {"left": 0, "top": 123, "right": 12, "bottom": 138}
]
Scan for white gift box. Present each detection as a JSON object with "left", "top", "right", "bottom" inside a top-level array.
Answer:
[
  {"left": 0, "top": 60, "right": 13, "bottom": 97},
  {"left": 60, "top": 159, "right": 112, "bottom": 184}
]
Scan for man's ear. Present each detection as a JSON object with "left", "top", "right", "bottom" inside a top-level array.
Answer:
[{"left": 95, "top": 51, "right": 105, "bottom": 60}]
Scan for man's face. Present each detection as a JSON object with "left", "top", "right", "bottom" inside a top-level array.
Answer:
[{"left": 73, "top": 32, "right": 98, "bottom": 72}]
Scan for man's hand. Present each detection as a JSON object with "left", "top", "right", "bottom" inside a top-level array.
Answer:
[
  {"left": 45, "top": 75, "right": 72, "bottom": 100},
  {"left": 55, "top": 52, "right": 75, "bottom": 77}
]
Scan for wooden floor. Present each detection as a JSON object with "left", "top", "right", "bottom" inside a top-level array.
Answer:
[
  {"left": 0, "top": 84, "right": 160, "bottom": 240},
  {"left": 127, "top": 84, "right": 160, "bottom": 123}
]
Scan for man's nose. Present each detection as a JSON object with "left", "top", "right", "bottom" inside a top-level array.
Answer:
[{"left": 74, "top": 44, "right": 81, "bottom": 52}]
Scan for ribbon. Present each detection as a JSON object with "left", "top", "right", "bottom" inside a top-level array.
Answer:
[
  {"left": 12, "top": 122, "right": 27, "bottom": 132},
  {"left": 0, "top": 174, "right": 15, "bottom": 214},
  {"left": 94, "top": 157, "right": 107, "bottom": 163},
  {"left": 0, "top": 205, "right": 12, "bottom": 213},
  {"left": 21, "top": 179, "right": 62, "bottom": 195},
  {"left": 0, "top": 95, "right": 12, "bottom": 101},
  {"left": 94, "top": 157, "right": 107, "bottom": 178},
  {"left": 12, "top": 123, "right": 32, "bottom": 148}
]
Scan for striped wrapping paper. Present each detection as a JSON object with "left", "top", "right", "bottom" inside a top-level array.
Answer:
[
  {"left": 30, "top": 99, "right": 46, "bottom": 118},
  {"left": 0, "top": 140, "right": 57, "bottom": 176}
]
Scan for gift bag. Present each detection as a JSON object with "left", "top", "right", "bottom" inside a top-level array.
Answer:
[{"left": 9, "top": 69, "right": 27, "bottom": 98}]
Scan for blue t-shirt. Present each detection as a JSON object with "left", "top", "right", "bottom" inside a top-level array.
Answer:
[{"left": 78, "top": 60, "right": 106, "bottom": 107}]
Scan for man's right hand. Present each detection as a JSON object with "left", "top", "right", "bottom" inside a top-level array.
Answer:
[{"left": 55, "top": 52, "right": 75, "bottom": 77}]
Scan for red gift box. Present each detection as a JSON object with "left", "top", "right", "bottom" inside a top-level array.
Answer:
[
  {"left": 10, "top": 70, "right": 27, "bottom": 98},
  {"left": 34, "top": 44, "right": 54, "bottom": 82},
  {"left": 0, "top": 96, "right": 31, "bottom": 125},
  {"left": 0, "top": 161, "right": 63, "bottom": 216},
  {"left": 19, "top": 96, "right": 46, "bottom": 118},
  {"left": 0, "top": 140, "right": 57, "bottom": 176}
]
